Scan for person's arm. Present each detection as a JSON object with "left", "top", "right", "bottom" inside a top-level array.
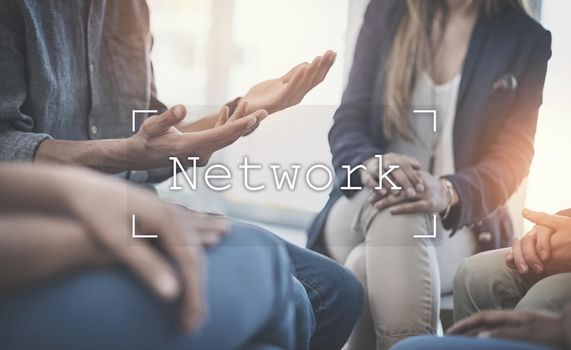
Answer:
[
  {"left": 441, "top": 30, "right": 552, "bottom": 231},
  {"left": 328, "top": 0, "right": 387, "bottom": 195},
  {"left": 557, "top": 208, "right": 571, "bottom": 218},
  {"left": 0, "top": 215, "right": 108, "bottom": 295},
  {"left": 0, "top": 0, "right": 52, "bottom": 162},
  {"left": 34, "top": 105, "right": 265, "bottom": 173},
  {"left": 174, "top": 50, "right": 337, "bottom": 135},
  {"left": 0, "top": 163, "right": 231, "bottom": 330}
]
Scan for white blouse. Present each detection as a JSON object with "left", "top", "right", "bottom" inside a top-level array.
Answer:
[{"left": 410, "top": 72, "right": 478, "bottom": 293}]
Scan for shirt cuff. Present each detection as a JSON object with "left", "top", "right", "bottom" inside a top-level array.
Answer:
[{"left": 0, "top": 130, "right": 52, "bottom": 162}]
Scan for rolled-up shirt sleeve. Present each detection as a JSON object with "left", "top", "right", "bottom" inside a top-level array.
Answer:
[{"left": 0, "top": 2, "right": 52, "bottom": 162}]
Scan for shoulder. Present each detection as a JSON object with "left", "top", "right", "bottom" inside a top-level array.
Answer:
[
  {"left": 499, "top": 5, "right": 551, "bottom": 45},
  {"left": 361, "top": 0, "right": 405, "bottom": 36}
]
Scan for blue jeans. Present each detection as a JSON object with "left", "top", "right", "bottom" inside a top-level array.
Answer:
[
  {"left": 281, "top": 235, "right": 364, "bottom": 350},
  {"left": 391, "top": 336, "right": 552, "bottom": 350},
  {"left": 0, "top": 221, "right": 362, "bottom": 350},
  {"left": 0, "top": 223, "right": 295, "bottom": 350}
]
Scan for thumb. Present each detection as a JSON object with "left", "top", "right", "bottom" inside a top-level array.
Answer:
[
  {"left": 142, "top": 105, "right": 186, "bottom": 136},
  {"left": 522, "top": 208, "right": 567, "bottom": 229},
  {"left": 120, "top": 244, "right": 181, "bottom": 301}
]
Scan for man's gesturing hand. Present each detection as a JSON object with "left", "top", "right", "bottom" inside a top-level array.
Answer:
[{"left": 128, "top": 104, "right": 267, "bottom": 168}]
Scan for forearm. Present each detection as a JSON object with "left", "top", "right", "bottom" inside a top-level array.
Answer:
[
  {"left": 35, "top": 138, "right": 140, "bottom": 174},
  {"left": 0, "top": 215, "right": 109, "bottom": 295}
]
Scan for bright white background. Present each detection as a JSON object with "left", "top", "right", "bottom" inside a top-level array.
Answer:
[{"left": 148, "top": 0, "right": 571, "bottom": 234}]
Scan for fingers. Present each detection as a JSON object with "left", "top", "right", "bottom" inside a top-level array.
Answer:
[
  {"left": 405, "top": 155, "right": 422, "bottom": 170},
  {"left": 193, "top": 213, "right": 231, "bottom": 236},
  {"left": 228, "top": 101, "right": 249, "bottom": 122},
  {"left": 535, "top": 225, "right": 554, "bottom": 261},
  {"left": 142, "top": 105, "right": 186, "bottom": 136},
  {"left": 299, "top": 56, "right": 323, "bottom": 92},
  {"left": 285, "top": 61, "right": 311, "bottom": 93},
  {"left": 281, "top": 62, "right": 308, "bottom": 83},
  {"left": 391, "top": 166, "right": 422, "bottom": 197},
  {"left": 523, "top": 208, "right": 570, "bottom": 229},
  {"left": 512, "top": 238, "right": 529, "bottom": 274},
  {"left": 312, "top": 50, "right": 336, "bottom": 86},
  {"left": 388, "top": 200, "right": 430, "bottom": 215},
  {"left": 362, "top": 170, "right": 379, "bottom": 189},
  {"left": 157, "top": 212, "right": 205, "bottom": 331},
  {"left": 520, "top": 230, "right": 543, "bottom": 274},
  {"left": 373, "top": 192, "right": 409, "bottom": 211},
  {"left": 486, "top": 326, "right": 527, "bottom": 341},
  {"left": 447, "top": 310, "right": 520, "bottom": 335},
  {"left": 214, "top": 106, "right": 229, "bottom": 128},
  {"left": 178, "top": 210, "right": 231, "bottom": 246},
  {"left": 190, "top": 110, "right": 267, "bottom": 150},
  {"left": 120, "top": 244, "right": 181, "bottom": 300},
  {"left": 168, "top": 244, "right": 204, "bottom": 331},
  {"left": 382, "top": 154, "right": 423, "bottom": 194},
  {"left": 505, "top": 249, "right": 516, "bottom": 269}
]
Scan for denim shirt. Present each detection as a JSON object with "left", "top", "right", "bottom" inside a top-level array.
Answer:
[{"left": 0, "top": 0, "right": 166, "bottom": 181}]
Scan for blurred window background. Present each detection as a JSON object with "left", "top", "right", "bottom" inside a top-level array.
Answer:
[{"left": 148, "top": 0, "right": 571, "bottom": 242}]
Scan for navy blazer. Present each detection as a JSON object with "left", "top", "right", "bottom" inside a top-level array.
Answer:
[{"left": 307, "top": 0, "right": 551, "bottom": 254}]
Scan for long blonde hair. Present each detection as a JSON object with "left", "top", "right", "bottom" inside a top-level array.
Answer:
[{"left": 383, "top": 0, "right": 529, "bottom": 140}]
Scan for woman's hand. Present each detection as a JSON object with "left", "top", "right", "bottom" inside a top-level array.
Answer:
[
  {"left": 371, "top": 171, "right": 448, "bottom": 215},
  {"left": 362, "top": 153, "right": 424, "bottom": 198},
  {"left": 242, "top": 50, "right": 337, "bottom": 115},
  {"left": 447, "top": 309, "right": 565, "bottom": 349},
  {"left": 506, "top": 209, "right": 571, "bottom": 276},
  {"left": 128, "top": 104, "right": 267, "bottom": 168}
]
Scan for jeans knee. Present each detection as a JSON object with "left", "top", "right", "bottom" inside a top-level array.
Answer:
[
  {"left": 228, "top": 221, "right": 290, "bottom": 266},
  {"left": 327, "top": 263, "right": 364, "bottom": 328},
  {"left": 222, "top": 221, "right": 293, "bottom": 312}
]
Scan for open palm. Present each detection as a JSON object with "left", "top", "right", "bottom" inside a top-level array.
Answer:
[{"left": 243, "top": 50, "right": 336, "bottom": 114}]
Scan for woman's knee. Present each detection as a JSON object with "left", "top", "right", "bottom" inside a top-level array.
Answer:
[{"left": 365, "top": 209, "right": 431, "bottom": 245}]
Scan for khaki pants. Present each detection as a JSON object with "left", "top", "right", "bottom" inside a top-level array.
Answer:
[
  {"left": 325, "top": 189, "right": 475, "bottom": 350},
  {"left": 453, "top": 248, "right": 571, "bottom": 321}
]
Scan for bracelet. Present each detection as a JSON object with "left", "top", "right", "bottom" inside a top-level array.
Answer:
[{"left": 439, "top": 178, "right": 455, "bottom": 220}]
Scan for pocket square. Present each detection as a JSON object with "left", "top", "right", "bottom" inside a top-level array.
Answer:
[{"left": 492, "top": 73, "right": 518, "bottom": 92}]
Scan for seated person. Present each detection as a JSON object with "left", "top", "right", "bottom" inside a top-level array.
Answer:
[
  {"left": 0, "top": 1, "right": 363, "bottom": 349},
  {"left": 0, "top": 164, "right": 296, "bottom": 350},
  {"left": 307, "top": 0, "right": 550, "bottom": 348},
  {"left": 392, "top": 208, "right": 571, "bottom": 350},
  {"left": 392, "top": 305, "right": 571, "bottom": 350},
  {"left": 454, "top": 208, "right": 571, "bottom": 321}
]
